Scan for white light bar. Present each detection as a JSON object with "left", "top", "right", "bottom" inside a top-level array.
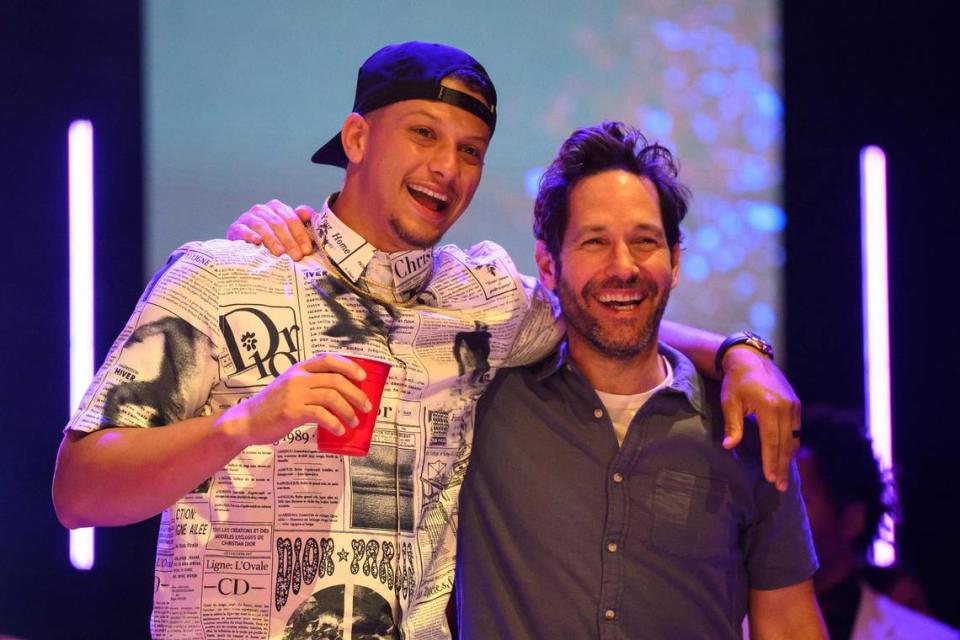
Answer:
[
  {"left": 860, "top": 145, "right": 894, "bottom": 566},
  {"left": 68, "top": 119, "right": 96, "bottom": 571}
]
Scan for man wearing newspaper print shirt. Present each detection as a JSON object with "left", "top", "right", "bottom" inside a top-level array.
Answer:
[{"left": 54, "top": 42, "right": 800, "bottom": 639}]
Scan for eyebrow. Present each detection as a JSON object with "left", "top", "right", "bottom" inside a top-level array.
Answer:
[
  {"left": 400, "top": 109, "right": 491, "bottom": 144},
  {"left": 402, "top": 109, "right": 441, "bottom": 122},
  {"left": 572, "top": 222, "right": 665, "bottom": 237}
]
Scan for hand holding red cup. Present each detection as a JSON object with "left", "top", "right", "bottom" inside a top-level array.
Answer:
[{"left": 316, "top": 355, "right": 391, "bottom": 456}]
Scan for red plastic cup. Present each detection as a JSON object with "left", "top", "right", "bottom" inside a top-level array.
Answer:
[{"left": 316, "top": 355, "right": 392, "bottom": 456}]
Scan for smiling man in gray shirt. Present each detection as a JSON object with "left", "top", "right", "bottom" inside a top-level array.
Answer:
[{"left": 456, "top": 121, "right": 825, "bottom": 639}]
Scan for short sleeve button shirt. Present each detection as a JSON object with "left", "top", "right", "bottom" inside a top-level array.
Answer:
[{"left": 457, "top": 343, "right": 818, "bottom": 640}]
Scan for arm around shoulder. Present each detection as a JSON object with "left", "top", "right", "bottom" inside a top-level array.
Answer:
[
  {"left": 661, "top": 319, "right": 801, "bottom": 491},
  {"left": 659, "top": 319, "right": 725, "bottom": 379}
]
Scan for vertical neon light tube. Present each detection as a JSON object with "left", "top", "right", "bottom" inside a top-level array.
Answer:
[
  {"left": 860, "top": 145, "right": 894, "bottom": 566},
  {"left": 68, "top": 120, "right": 95, "bottom": 571}
]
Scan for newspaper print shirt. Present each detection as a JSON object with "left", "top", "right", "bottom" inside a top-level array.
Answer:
[{"left": 65, "top": 199, "right": 562, "bottom": 639}]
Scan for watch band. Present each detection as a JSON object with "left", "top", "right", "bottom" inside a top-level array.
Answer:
[{"left": 715, "top": 330, "right": 775, "bottom": 375}]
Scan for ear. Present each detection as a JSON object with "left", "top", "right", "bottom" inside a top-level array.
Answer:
[
  {"left": 670, "top": 243, "right": 681, "bottom": 289},
  {"left": 341, "top": 113, "right": 369, "bottom": 164},
  {"left": 535, "top": 240, "right": 558, "bottom": 290}
]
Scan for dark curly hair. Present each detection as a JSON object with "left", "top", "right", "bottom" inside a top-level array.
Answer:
[
  {"left": 800, "top": 405, "right": 899, "bottom": 559},
  {"left": 533, "top": 121, "right": 690, "bottom": 259}
]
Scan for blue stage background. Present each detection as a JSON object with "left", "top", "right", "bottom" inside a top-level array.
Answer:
[{"left": 144, "top": 0, "right": 786, "bottom": 351}]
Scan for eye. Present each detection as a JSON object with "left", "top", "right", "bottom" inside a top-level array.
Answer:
[
  {"left": 632, "top": 236, "right": 661, "bottom": 249},
  {"left": 411, "top": 126, "right": 434, "bottom": 139},
  {"left": 463, "top": 149, "right": 486, "bottom": 168},
  {"left": 582, "top": 237, "right": 606, "bottom": 247},
  {"left": 458, "top": 143, "right": 487, "bottom": 166}
]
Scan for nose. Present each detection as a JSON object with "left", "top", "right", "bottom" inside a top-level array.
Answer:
[
  {"left": 428, "top": 140, "right": 458, "bottom": 180},
  {"left": 605, "top": 241, "right": 640, "bottom": 280}
]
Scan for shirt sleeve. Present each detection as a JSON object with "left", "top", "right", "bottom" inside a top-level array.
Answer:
[
  {"left": 502, "top": 273, "right": 565, "bottom": 368},
  {"left": 64, "top": 244, "right": 223, "bottom": 433},
  {"left": 743, "top": 460, "right": 819, "bottom": 590}
]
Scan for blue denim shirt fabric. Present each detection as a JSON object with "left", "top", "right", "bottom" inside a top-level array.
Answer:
[{"left": 457, "top": 342, "right": 817, "bottom": 639}]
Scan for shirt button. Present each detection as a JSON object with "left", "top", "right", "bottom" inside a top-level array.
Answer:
[
  {"left": 612, "top": 472, "right": 624, "bottom": 483},
  {"left": 604, "top": 609, "right": 616, "bottom": 620},
  {"left": 607, "top": 541, "right": 618, "bottom": 553},
  {"left": 593, "top": 408, "right": 603, "bottom": 419}
]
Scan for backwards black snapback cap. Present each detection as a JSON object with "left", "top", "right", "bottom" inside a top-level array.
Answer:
[{"left": 311, "top": 41, "right": 498, "bottom": 168}]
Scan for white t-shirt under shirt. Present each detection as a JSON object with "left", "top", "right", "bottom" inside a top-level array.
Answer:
[{"left": 595, "top": 355, "right": 674, "bottom": 445}]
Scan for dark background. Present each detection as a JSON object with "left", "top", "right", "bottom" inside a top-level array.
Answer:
[
  {"left": 2, "top": 1, "right": 956, "bottom": 637},
  {"left": 783, "top": 0, "right": 959, "bottom": 630}
]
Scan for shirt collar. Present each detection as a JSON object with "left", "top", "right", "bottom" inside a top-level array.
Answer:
[
  {"left": 533, "top": 339, "right": 708, "bottom": 416},
  {"left": 309, "top": 194, "right": 435, "bottom": 304}
]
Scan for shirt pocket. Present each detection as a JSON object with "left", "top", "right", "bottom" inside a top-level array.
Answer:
[{"left": 651, "top": 468, "right": 734, "bottom": 560}]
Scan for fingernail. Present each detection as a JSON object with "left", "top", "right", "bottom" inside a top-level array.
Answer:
[
  {"left": 350, "top": 416, "right": 359, "bottom": 427},
  {"left": 356, "top": 368, "right": 367, "bottom": 380},
  {"left": 302, "top": 242, "right": 313, "bottom": 254},
  {"left": 363, "top": 400, "right": 372, "bottom": 413}
]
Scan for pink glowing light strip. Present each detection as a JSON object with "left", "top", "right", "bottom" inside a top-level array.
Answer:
[
  {"left": 68, "top": 120, "right": 95, "bottom": 570},
  {"left": 860, "top": 145, "right": 894, "bottom": 566}
]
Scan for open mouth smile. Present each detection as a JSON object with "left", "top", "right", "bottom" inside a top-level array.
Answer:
[
  {"left": 407, "top": 184, "right": 451, "bottom": 213},
  {"left": 593, "top": 291, "right": 649, "bottom": 311}
]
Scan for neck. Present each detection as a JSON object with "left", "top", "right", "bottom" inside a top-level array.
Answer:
[
  {"left": 568, "top": 334, "right": 665, "bottom": 395},
  {"left": 330, "top": 179, "right": 403, "bottom": 252},
  {"left": 330, "top": 182, "right": 372, "bottom": 242}
]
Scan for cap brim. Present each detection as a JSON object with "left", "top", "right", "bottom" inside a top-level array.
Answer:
[{"left": 311, "top": 131, "right": 348, "bottom": 167}]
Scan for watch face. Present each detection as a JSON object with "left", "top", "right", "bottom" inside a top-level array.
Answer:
[{"left": 743, "top": 331, "right": 774, "bottom": 358}]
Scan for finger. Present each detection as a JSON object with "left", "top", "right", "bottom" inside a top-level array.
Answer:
[
  {"left": 279, "top": 205, "right": 314, "bottom": 255},
  {"left": 304, "top": 387, "right": 362, "bottom": 428},
  {"left": 256, "top": 202, "right": 304, "bottom": 260},
  {"left": 300, "top": 353, "right": 367, "bottom": 381},
  {"left": 226, "top": 222, "right": 263, "bottom": 245},
  {"left": 243, "top": 214, "right": 287, "bottom": 256},
  {"left": 776, "top": 429, "right": 798, "bottom": 492},
  {"left": 721, "top": 391, "right": 744, "bottom": 450},
  {"left": 304, "top": 373, "right": 372, "bottom": 412},
  {"left": 776, "top": 401, "right": 803, "bottom": 492},
  {"left": 754, "top": 405, "right": 780, "bottom": 485},
  {"left": 293, "top": 205, "right": 317, "bottom": 254},
  {"left": 310, "top": 406, "right": 347, "bottom": 436},
  {"left": 294, "top": 204, "right": 316, "bottom": 221}
]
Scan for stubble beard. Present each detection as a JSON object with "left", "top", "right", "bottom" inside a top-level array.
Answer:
[
  {"left": 389, "top": 215, "right": 443, "bottom": 250},
  {"left": 556, "top": 269, "right": 670, "bottom": 360}
]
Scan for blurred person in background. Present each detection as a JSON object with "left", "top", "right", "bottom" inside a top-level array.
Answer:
[{"left": 797, "top": 406, "right": 959, "bottom": 640}]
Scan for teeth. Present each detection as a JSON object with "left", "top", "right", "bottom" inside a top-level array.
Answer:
[
  {"left": 409, "top": 184, "right": 449, "bottom": 202},
  {"left": 596, "top": 292, "right": 645, "bottom": 303}
]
